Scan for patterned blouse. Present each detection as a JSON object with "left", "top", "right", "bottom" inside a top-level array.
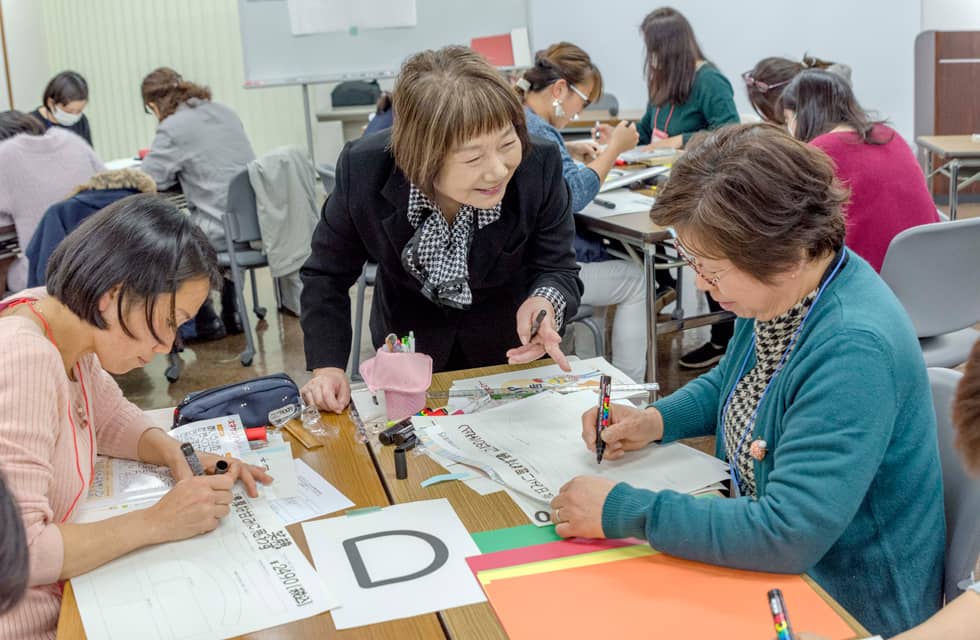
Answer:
[
  {"left": 724, "top": 290, "right": 818, "bottom": 496},
  {"left": 401, "top": 185, "right": 567, "bottom": 327}
]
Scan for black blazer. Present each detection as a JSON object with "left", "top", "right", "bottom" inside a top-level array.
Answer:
[{"left": 300, "top": 130, "right": 582, "bottom": 373}]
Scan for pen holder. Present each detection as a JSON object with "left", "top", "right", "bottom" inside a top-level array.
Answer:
[{"left": 359, "top": 349, "right": 433, "bottom": 421}]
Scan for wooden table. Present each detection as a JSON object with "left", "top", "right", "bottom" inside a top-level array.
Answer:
[
  {"left": 575, "top": 204, "right": 733, "bottom": 387},
  {"left": 916, "top": 134, "right": 980, "bottom": 219},
  {"left": 371, "top": 363, "right": 868, "bottom": 639},
  {"left": 315, "top": 105, "right": 376, "bottom": 143},
  {"left": 57, "top": 362, "right": 866, "bottom": 639},
  {"left": 55, "top": 411, "right": 447, "bottom": 640}
]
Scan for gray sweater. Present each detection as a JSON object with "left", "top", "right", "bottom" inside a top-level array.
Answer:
[{"left": 141, "top": 98, "right": 255, "bottom": 245}]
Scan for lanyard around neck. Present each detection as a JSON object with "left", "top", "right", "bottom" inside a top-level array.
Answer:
[{"left": 721, "top": 248, "right": 848, "bottom": 496}]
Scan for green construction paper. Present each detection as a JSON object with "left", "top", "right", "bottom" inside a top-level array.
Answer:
[{"left": 471, "top": 523, "right": 562, "bottom": 554}]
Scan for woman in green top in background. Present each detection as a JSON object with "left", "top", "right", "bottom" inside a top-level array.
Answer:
[{"left": 632, "top": 6, "right": 740, "bottom": 368}]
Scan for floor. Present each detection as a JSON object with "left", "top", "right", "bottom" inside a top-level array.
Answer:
[{"left": 117, "top": 268, "right": 712, "bottom": 410}]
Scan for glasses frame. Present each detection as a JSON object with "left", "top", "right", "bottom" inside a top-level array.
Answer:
[
  {"left": 670, "top": 230, "right": 732, "bottom": 287},
  {"left": 567, "top": 83, "right": 592, "bottom": 109},
  {"left": 741, "top": 71, "right": 790, "bottom": 94}
]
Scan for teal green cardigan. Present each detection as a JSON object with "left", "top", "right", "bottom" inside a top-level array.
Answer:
[
  {"left": 636, "top": 63, "right": 740, "bottom": 146},
  {"left": 602, "top": 251, "right": 944, "bottom": 637}
]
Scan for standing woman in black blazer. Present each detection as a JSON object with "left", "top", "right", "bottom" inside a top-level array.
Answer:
[{"left": 300, "top": 46, "right": 583, "bottom": 412}]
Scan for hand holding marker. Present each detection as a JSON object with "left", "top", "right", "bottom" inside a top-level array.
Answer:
[
  {"left": 528, "top": 309, "right": 547, "bottom": 341},
  {"left": 595, "top": 375, "right": 612, "bottom": 463}
]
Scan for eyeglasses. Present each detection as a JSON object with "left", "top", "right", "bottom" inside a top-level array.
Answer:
[
  {"left": 568, "top": 83, "right": 592, "bottom": 109},
  {"left": 671, "top": 232, "right": 732, "bottom": 287},
  {"left": 741, "top": 71, "right": 790, "bottom": 94}
]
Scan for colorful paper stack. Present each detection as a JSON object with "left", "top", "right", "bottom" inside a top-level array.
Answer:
[{"left": 467, "top": 524, "right": 858, "bottom": 640}]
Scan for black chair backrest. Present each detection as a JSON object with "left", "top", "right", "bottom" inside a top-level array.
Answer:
[{"left": 225, "top": 169, "right": 261, "bottom": 244}]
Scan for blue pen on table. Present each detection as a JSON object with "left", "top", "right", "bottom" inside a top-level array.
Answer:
[
  {"left": 595, "top": 375, "right": 612, "bottom": 463},
  {"left": 181, "top": 442, "right": 205, "bottom": 476},
  {"left": 767, "top": 589, "right": 794, "bottom": 640}
]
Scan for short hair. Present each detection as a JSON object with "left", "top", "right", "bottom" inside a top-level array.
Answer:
[
  {"left": 141, "top": 67, "right": 212, "bottom": 121},
  {"left": 780, "top": 69, "right": 889, "bottom": 145},
  {"left": 0, "top": 472, "right": 28, "bottom": 615},
  {"left": 391, "top": 46, "right": 530, "bottom": 197},
  {"left": 517, "top": 42, "right": 603, "bottom": 105},
  {"left": 953, "top": 339, "right": 980, "bottom": 473},
  {"left": 46, "top": 193, "right": 222, "bottom": 343},
  {"left": 651, "top": 123, "right": 847, "bottom": 284},
  {"left": 42, "top": 71, "right": 89, "bottom": 110},
  {"left": 640, "top": 7, "right": 706, "bottom": 105},
  {"left": 744, "top": 56, "right": 845, "bottom": 124},
  {"left": 0, "top": 110, "right": 44, "bottom": 141}
]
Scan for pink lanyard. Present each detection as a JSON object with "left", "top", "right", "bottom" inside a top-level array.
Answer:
[
  {"left": 4, "top": 298, "right": 94, "bottom": 524},
  {"left": 652, "top": 104, "right": 675, "bottom": 137}
]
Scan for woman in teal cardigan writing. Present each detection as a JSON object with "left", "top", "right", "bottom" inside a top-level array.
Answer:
[{"left": 550, "top": 123, "right": 945, "bottom": 638}]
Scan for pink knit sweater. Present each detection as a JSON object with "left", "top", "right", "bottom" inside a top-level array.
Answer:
[
  {"left": 0, "top": 289, "right": 154, "bottom": 639},
  {"left": 0, "top": 129, "right": 104, "bottom": 292}
]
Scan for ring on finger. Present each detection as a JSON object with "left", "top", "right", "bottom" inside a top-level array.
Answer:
[{"left": 554, "top": 507, "right": 562, "bottom": 523}]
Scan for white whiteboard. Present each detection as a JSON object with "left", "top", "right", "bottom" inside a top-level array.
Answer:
[
  {"left": 529, "top": 0, "right": 922, "bottom": 142},
  {"left": 238, "top": 0, "right": 530, "bottom": 86}
]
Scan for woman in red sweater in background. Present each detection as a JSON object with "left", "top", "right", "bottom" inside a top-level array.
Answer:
[{"left": 780, "top": 69, "right": 939, "bottom": 271}]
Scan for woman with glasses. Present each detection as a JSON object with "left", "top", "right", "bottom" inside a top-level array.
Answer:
[
  {"left": 517, "top": 43, "right": 649, "bottom": 383},
  {"left": 299, "top": 46, "right": 582, "bottom": 413},
  {"left": 634, "top": 7, "right": 741, "bottom": 369},
  {"left": 549, "top": 124, "right": 944, "bottom": 638},
  {"left": 781, "top": 69, "right": 940, "bottom": 272},
  {"left": 742, "top": 55, "right": 850, "bottom": 125},
  {"left": 140, "top": 67, "right": 256, "bottom": 338}
]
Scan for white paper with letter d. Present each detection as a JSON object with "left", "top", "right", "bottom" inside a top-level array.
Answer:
[{"left": 302, "top": 499, "right": 485, "bottom": 629}]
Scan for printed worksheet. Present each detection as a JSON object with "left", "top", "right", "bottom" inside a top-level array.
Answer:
[
  {"left": 73, "top": 489, "right": 339, "bottom": 640},
  {"left": 415, "top": 391, "right": 730, "bottom": 504}
]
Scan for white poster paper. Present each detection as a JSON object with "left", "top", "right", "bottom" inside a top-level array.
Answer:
[
  {"left": 268, "top": 459, "right": 354, "bottom": 525},
  {"left": 415, "top": 391, "right": 730, "bottom": 504},
  {"left": 302, "top": 499, "right": 485, "bottom": 629},
  {"left": 73, "top": 491, "right": 339, "bottom": 640}
]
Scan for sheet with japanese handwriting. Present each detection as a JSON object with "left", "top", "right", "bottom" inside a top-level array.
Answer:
[
  {"left": 71, "top": 489, "right": 339, "bottom": 640},
  {"left": 414, "top": 391, "right": 730, "bottom": 505}
]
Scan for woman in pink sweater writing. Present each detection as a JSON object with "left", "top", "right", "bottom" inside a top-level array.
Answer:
[
  {"left": 779, "top": 69, "right": 939, "bottom": 271},
  {"left": 0, "top": 194, "right": 272, "bottom": 639}
]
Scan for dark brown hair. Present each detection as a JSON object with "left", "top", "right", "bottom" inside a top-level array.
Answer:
[
  {"left": 391, "top": 46, "right": 530, "bottom": 197},
  {"left": 742, "top": 56, "right": 833, "bottom": 124},
  {"left": 517, "top": 42, "right": 603, "bottom": 105},
  {"left": 0, "top": 110, "right": 45, "bottom": 141},
  {"left": 954, "top": 339, "right": 980, "bottom": 473},
  {"left": 780, "top": 69, "right": 889, "bottom": 145},
  {"left": 42, "top": 70, "right": 88, "bottom": 110},
  {"left": 640, "top": 7, "right": 705, "bottom": 105},
  {"left": 141, "top": 67, "right": 212, "bottom": 121},
  {"left": 651, "top": 123, "right": 847, "bottom": 284}
]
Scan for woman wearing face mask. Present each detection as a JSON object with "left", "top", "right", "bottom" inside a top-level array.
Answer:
[
  {"left": 300, "top": 46, "right": 583, "bottom": 413},
  {"left": 0, "top": 194, "right": 273, "bottom": 639},
  {"left": 517, "top": 43, "right": 653, "bottom": 384},
  {"left": 781, "top": 70, "right": 940, "bottom": 272},
  {"left": 633, "top": 7, "right": 741, "bottom": 370},
  {"left": 29, "top": 71, "right": 93, "bottom": 147}
]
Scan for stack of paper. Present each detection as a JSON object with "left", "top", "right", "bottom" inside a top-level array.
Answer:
[
  {"left": 470, "top": 536, "right": 857, "bottom": 640},
  {"left": 414, "top": 390, "right": 730, "bottom": 505}
]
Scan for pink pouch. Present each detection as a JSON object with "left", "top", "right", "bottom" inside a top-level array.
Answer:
[{"left": 359, "top": 349, "right": 433, "bottom": 421}]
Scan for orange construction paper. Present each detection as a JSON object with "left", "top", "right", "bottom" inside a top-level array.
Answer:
[{"left": 481, "top": 553, "right": 858, "bottom": 640}]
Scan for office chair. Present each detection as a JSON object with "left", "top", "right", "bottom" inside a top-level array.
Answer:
[
  {"left": 880, "top": 217, "right": 980, "bottom": 367},
  {"left": 221, "top": 169, "right": 279, "bottom": 366}
]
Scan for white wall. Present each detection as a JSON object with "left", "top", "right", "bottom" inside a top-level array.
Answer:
[
  {"left": 530, "top": 0, "right": 922, "bottom": 142},
  {"left": 1, "top": 0, "right": 48, "bottom": 111},
  {"left": 922, "top": 0, "right": 980, "bottom": 30}
]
